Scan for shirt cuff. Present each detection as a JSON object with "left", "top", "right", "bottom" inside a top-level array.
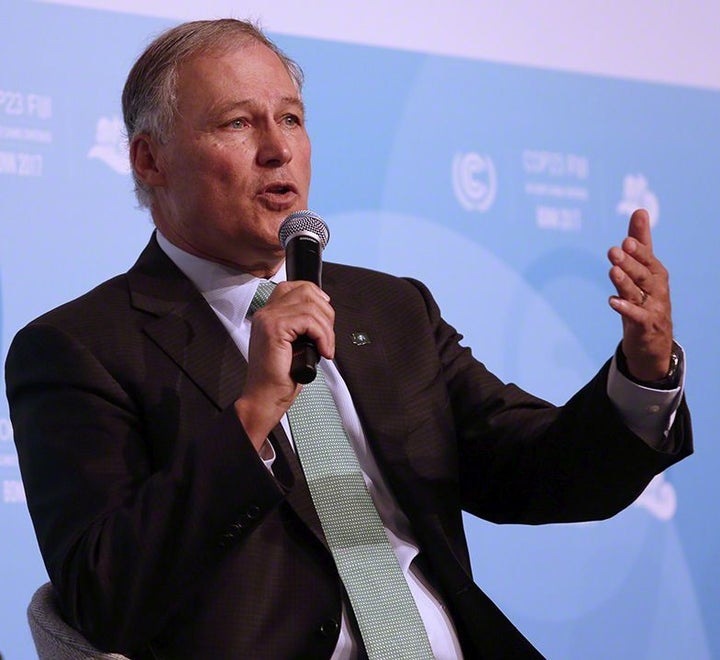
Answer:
[
  {"left": 606, "top": 343, "right": 686, "bottom": 451},
  {"left": 258, "top": 437, "right": 277, "bottom": 471}
]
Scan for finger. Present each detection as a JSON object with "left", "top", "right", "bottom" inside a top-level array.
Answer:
[
  {"left": 264, "top": 282, "right": 334, "bottom": 329},
  {"left": 608, "top": 241, "right": 655, "bottom": 293},
  {"left": 627, "top": 208, "right": 653, "bottom": 251},
  {"left": 608, "top": 263, "right": 648, "bottom": 305},
  {"left": 621, "top": 234, "right": 656, "bottom": 270},
  {"left": 256, "top": 303, "right": 335, "bottom": 349},
  {"left": 273, "top": 280, "right": 328, "bottom": 301},
  {"left": 608, "top": 294, "right": 647, "bottom": 322},
  {"left": 269, "top": 280, "right": 330, "bottom": 306},
  {"left": 286, "top": 305, "right": 336, "bottom": 358},
  {"left": 273, "top": 283, "right": 335, "bottom": 337},
  {"left": 254, "top": 286, "right": 336, "bottom": 358}
]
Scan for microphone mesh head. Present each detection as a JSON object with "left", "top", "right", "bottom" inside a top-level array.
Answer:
[{"left": 278, "top": 210, "right": 330, "bottom": 249}]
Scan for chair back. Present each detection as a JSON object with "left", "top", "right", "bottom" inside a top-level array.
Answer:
[{"left": 27, "top": 582, "right": 130, "bottom": 659}]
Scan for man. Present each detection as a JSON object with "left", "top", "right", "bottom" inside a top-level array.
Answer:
[{"left": 6, "top": 18, "right": 691, "bottom": 659}]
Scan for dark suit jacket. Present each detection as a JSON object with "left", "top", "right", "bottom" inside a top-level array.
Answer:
[{"left": 6, "top": 235, "right": 692, "bottom": 659}]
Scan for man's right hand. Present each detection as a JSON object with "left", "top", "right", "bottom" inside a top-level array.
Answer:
[{"left": 234, "top": 281, "right": 335, "bottom": 451}]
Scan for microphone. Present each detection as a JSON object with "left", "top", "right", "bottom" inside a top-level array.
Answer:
[{"left": 278, "top": 210, "right": 331, "bottom": 384}]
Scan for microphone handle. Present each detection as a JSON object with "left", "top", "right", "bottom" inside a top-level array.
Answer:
[
  {"left": 291, "top": 337, "right": 320, "bottom": 384},
  {"left": 286, "top": 235, "right": 322, "bottom": 383}
]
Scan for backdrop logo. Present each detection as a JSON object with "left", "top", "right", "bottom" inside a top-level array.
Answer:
[
  {"left": 617, "top": 174, "right": 659, "bottom": 226},
  {"left": 452, "top": 152, "right": 497, "bottom": 212},
  {"left": 88, "top": 115, "right": 130, "bottom": 175},
  {"left": 633, "top": 472, "right": 676, "bottom": 520}
]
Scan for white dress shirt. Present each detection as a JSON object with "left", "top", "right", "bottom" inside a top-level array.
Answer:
[{"left": 156, "top": 231, "right": 684, "bottom": 659}]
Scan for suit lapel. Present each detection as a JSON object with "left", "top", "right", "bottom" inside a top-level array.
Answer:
[
  {"left": 269, "top": 428, "right": 327, "bottom": 546},
  {"left": 127, "top": 235, "right": 247, "bottom": 411},
  {"left": 126, "top": 235, "right": 327, "bottom": 545}
]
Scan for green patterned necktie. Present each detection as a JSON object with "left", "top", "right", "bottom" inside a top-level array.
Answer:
[{"left": 249, "top": 281, "right": 434, "bottom": 659}]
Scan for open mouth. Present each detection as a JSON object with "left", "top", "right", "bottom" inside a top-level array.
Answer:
[
  {"left": 263, "top": 182, "right": 296, "bottom": 196},
  {"left": 258, "top": 182, "right": 299, "bottom": 210}
]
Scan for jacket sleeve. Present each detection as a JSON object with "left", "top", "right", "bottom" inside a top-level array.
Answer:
[
  {"left": 6, "top": 320, "right": 286, "bottom": 654},
  {"left": 408, "top": 276, "right": 693, "bottom": 525}
]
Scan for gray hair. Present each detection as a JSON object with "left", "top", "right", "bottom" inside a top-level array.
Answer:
[{"left": 122, "top": 19, "right": 304, "bottom": 208}]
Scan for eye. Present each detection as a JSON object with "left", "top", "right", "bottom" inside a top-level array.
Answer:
[
  {"left": 282, "top": 114, "right": 302, "bottom": 127},
  {"left": 228, "top": 117, "right": 248, "bottom": 129}
]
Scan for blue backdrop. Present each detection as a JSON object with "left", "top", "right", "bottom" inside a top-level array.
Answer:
[{"left": 2, "top": 2, "right": 718, "bottom": 657}]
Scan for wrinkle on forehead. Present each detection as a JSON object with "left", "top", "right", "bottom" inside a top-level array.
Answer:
[
  {"left": 173, "top": 45, "right": 303, "bottom": 129},
  {"left": 180, "top": 37, "right": 302, "bottom": 95}
]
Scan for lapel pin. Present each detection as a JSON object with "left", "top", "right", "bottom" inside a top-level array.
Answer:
[{"left": 350, "top": 331, "right": 372, "bottom": 346}]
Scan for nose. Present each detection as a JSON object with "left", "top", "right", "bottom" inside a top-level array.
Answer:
[{"left": 256, "top": 123, "right": 292, "bottom": 168}]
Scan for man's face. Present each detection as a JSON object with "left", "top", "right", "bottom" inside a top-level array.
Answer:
[{"left": 147, "top": 41, "right": 311, "bottom": 275}]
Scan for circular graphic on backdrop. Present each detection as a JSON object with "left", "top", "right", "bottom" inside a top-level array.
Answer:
[{"left": 452, "top": 152, "right": 497, "bottom": 212}]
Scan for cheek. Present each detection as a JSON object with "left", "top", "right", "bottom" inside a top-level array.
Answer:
[
  {"left": 299, "top": 134, "right": 311, "bottom": 164},
  {"left": 211, "top": 148, "right": 255, "bottom": 189},
  {"left": 189, "top": 135, "right": 250, "bottom": 177},
  {"left": 192, "top": 154, "right": 252, "bottom": 198},
  {"left": 296, "top": 142, "right": 312, "bottom": 184}
]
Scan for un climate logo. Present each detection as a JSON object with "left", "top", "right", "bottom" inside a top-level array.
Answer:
[{"left": 452, "top": 152, "right": 497, "bottom": 212}]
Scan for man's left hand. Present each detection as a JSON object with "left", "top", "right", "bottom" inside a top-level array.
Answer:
[{"left": 608, "top": 208, "right": 674, "bottom": 382}]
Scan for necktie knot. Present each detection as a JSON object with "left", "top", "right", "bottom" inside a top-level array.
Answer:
[{"left": 248, "top": 280, "right": 277, "bottom": 316}]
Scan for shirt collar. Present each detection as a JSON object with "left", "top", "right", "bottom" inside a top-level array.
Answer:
[{"left": 155, "top": 230, "right": 286, "bottom": 323}]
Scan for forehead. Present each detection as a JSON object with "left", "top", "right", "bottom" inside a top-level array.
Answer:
[{"left": 175, "top": 41, "right": 298, "bottom": 104}]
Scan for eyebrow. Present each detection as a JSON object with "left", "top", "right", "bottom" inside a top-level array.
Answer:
[{"left": 210, "top": 96, "right": 305, "bottom": 118}]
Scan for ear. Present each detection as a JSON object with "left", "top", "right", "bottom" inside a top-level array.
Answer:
[{"left": 130, "top": 133, "right": 166, "bottom": 188}]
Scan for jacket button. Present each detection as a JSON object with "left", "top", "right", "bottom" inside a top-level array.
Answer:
[
  {"left": 319, "top": 619, "right": 339, "bottom": 637},
  {"left": 218, "top": 532, "right": 236, "bottom": 548}
]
